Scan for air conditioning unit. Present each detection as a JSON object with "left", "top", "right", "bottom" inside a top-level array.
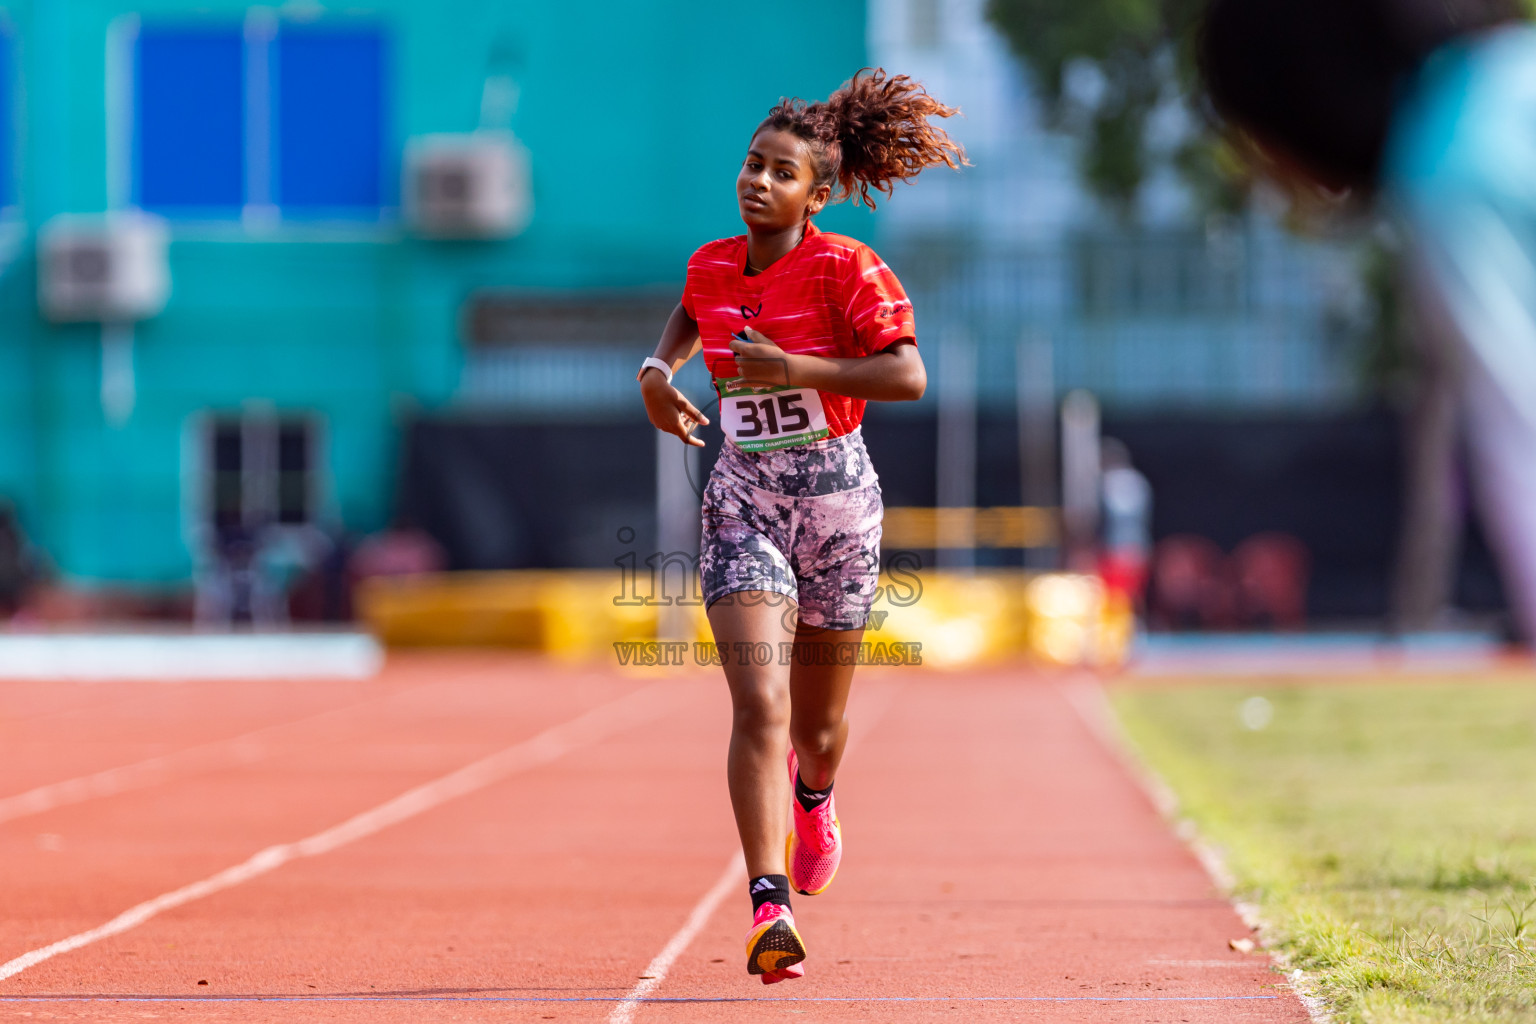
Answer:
[
  {"left": 38, "top": 213, "right": 170, "bottom": 323},
  {"left": 404, "top": 132, "right": 532, "bottom": 240}
]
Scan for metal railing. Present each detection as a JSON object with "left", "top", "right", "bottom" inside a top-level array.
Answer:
[
  {"left": 882, "top": 223, "right": 1364, "bottom": 411},
  {"left": 454, "top": 224, "right": 1366, "bottom": 414}
]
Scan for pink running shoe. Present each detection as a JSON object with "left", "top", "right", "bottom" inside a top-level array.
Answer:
[
  {"left": 786, "top": 749, "right": 843, "bottom": 896},
  {"left": 744, "top": 901, "right": 806, "bottom": 983}
]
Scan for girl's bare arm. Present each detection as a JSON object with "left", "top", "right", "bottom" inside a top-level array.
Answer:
[{"left": 639, "top": 304, "right": 711, "bottom": 447}]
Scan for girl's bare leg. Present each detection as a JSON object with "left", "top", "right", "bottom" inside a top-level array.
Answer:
[
  {"left": 707, "top": 591, "right": 798, "bottom": 878},
  {"left": 787, "top": 624, "right": 864, "bottom": 789}
]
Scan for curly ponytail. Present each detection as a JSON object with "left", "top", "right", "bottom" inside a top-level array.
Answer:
[{"left": 758, "top": 69, "right": 967, "bottom": 209}]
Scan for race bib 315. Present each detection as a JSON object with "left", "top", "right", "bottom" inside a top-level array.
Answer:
[{"left": 715, "top": 377, "right": 831, "bottom": 452}]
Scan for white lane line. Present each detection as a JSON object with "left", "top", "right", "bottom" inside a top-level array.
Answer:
[
  {"left": 0, "top": 680, "right": 678, "bottom": 984},
  {"left": 0, "top": 694, "right": 391, "bottom": 826},
  {"left": 608, "top": 852, "right": 746, "bottom": 1024},
  {"left": 608, "top": 680, "right": 903, "bottom": 1023},
  {"left": 0, "top": 748, "right": 246, "bottom": 826},
  {"left": 0, "top": 663, "right": 526, "bottom": 826},
  {"left": 1059, "top": 676, "right": 1333, "bottom": 1024}
]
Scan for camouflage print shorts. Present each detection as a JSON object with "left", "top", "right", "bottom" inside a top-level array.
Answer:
[{"left": 699, "top": 429, "right": 883, "bottom": 631}]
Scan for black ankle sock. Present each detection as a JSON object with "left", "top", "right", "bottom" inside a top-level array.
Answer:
[
  {"left": 749, "top": 874, "right": 792, "bottom": 912},
  {"left": 794, "top": 773, "right": 834, "bottom": 812}
]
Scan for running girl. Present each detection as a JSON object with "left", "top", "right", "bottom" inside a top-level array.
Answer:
[{"left": 637, "top": 69, "right": 964, "bottom": 983}]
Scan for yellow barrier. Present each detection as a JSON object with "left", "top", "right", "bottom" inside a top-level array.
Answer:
[
  {"left": 354, "top": 570, "right": 696, "bottom": 660},
  {"left": 881, "top": 506, "right": 1059, "bottom": 549},
  {"left": 357, "top": 568, "right": 1131, "bottom": 669}
]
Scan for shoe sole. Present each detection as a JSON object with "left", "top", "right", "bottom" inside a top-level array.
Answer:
[
  {"left": 745, "top": 918, "right": 807, "bottom": 976},
  {"left": 786, "top": 824, "right": 841, "bottom": 896}
]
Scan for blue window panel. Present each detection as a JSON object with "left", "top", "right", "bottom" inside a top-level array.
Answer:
[
  {"left": 135, "top": 27, "right": 244, "bottom": 212},
  {"left": 274, "top": 28, "right": 387, "bottom": 213},
  {"left": 0, "top": 28, "right": 13, "bottom": 210}
]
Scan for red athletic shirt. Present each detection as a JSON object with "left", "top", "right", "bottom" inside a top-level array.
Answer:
[{"left": 680, "top": 220, "right": 916, "bottom": 441}]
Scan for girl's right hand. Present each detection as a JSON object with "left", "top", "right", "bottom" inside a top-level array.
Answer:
[{"left": 640, "top": 371, "right": 709, "bottom": 448}]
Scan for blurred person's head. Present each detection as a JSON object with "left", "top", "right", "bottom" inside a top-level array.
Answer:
[
  {"left": 1100, "top": 437, "right": 1133, "bottom": 471},
  {"left": 737, "top": 68, "right": 966, "bottom": 231},
  {"left": 1198, "top": 0, "right": 1523, "bottom": 197}
]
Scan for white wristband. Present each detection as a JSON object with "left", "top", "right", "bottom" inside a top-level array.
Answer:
[{"left": 638, "top": 357, "right": 673, "bottom": 384}]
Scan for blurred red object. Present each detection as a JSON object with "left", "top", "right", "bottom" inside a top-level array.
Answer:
[
  {"left": 1148, "top": 534, "right": 1231, "bottom": 630},
  {"left": 1231, "top": 532, "right": 1310, "bottom": 630},
  {"left": 1097, "top": 550, "right": 1148, "bottom": 603},
  {"left": 1147, "top": 532, "right": 1311, "bottom": 631}
]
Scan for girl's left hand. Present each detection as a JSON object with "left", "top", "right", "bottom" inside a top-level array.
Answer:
[{"left": 729, "top": 329, "right": 794, "bottom": 387}]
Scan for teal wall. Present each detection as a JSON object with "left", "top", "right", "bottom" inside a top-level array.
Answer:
[{"left": 0, "top": 0, "right": 871, "bottom": 584}]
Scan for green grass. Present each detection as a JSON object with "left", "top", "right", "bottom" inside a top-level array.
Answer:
[{"left": 1110, "top": 676, "right": 1536, "bottom": 1023}]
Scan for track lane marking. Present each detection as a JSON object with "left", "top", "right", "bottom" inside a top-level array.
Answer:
[
  {"left": 1059, "top": 675, "right": 1327, "bottom": 1023},
  {"left": 608, "top": 852, "right": 746, "bottom": 1024},
  {"left": 1, "top": 994, "right": 1284, "bottom": 1004},
  {"left": 0, "top": 679, "right": 680, "bottom": 983},
  {"left": 0, "top": 664, "right": 526, "bottom": 826},
  {"left": 1, "top": 698, "right": 382, "bottom": 826},
  {"left": 609, "top": 681, "right": 902, "bottom": 1022}
]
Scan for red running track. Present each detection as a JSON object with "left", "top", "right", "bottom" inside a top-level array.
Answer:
[{"left": 0, "top": 653, "right": 1312, "bottom": 1022}]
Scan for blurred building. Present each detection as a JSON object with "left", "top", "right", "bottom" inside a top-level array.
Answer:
[
  {"left": 0, "top": 0, "right": 868, "bottom": 591},
  {"left": 860, "top": 0, "right": 1505, "bottom": 622},
  {"left": 869, "top": 0, "right": 1363, "bottom": 411},
  {"left": 0, "top": 0, "right": 1507, "bottom": 626}
]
